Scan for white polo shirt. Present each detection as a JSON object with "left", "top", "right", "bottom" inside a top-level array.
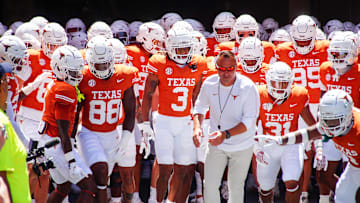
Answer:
[{"left": 193, "top": 73, "right": 260, "bottom": 152}]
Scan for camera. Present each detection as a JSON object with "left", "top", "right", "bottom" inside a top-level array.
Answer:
[{"left": 27, "top": 138, "right": 60, "bottom": 176}]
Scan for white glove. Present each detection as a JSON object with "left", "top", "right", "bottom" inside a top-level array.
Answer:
[
  {"left": 254, "top": 134, "right": 282, "bottom": 146},
  {"left": 69, "top": 162, "right": 88, "bottom": 180},
  {"left": 254, "top": 147, "right": 270, "bottom": 166},
  {"left": 138, "top": 121, "right": 154, "bottom": 140},
  {"left": 313, "top": 149, "right": 328, "bottom": 171},
  {"left": 120, "top": 130, "right": 132, "bottom": 151},
  {"left": 22, "top": 72, "right": 52, "bottom": 95},
  {"left": 139, "top": 133, "right": 151, "bottom": 159},
  {"left": 220, "top": 181, "right": 229, "bottom": 200}
]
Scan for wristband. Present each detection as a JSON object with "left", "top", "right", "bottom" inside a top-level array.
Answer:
[
  {"left": 300, "top": 129, "right": 309, "bottom": 143},
  {"left": 64, "top": 151, "right": 75, "bottom": 162},
  {"left": 22, "top": 84, "right": 35, "bottom": 96},
  {"left": 286, "top": 132, "right": 296, "bottom": 144}
]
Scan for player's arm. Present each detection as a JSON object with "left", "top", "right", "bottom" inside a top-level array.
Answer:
[
  {"left": 70, "top": 100, "right": 84, "bottom": 139},
  {"left": 122, "top": 87, "right": 136, "bottom": 132},
  {"left": 55, "top": 102, "right": 75, "bottom": 163},
  {"left": 192, "top": 76, "right": 203, "bottom": 106},
  {"left": 256, "top": 124, "right": 323, "bottom": 145},
  {"left": 300, "top": 104, "right": 317, "bottom": 125},
  {"left": 141, "top": 73, "right": 159, "bottom": 121}
]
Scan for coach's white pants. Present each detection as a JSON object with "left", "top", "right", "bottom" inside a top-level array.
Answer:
[{"left": 204, "top": 144, "right": 253, "bottom": 203}]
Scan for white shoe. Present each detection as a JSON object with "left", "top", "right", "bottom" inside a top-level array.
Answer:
[
  {"left": 300, "top": 192, "right": 308, "bottom": 203},
  {"left": 132, "top": 194, "right": 143, "bottom": 203},
  {"left": 148, "top": 198, "right": 157, "bottom": 203}
]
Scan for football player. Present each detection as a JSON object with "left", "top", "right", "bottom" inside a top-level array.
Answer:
[
  {"left": 318, "top": 31, "right": 360, "bottom": 202},
  {"left": 237, "top": 36, "right": 269, "bottom": 85},
  {"left": 17, "top": 22, "right": 67, "bottom": 203},
  {"left": 142, "top": 26, "right": 207, "bottom": 203},
  {"left": 40, "top": 45, "right": 97, "bottom": 203},
  {"left": 206, "top": 11, "right": 236, "bottom": 57},
  {"left": 215, "top": 14, "right": 276, "bottom": 64},
  {"left": 77, "top": 36, "right": 138, "bottom": 203},
  {"left": 126, "top": 21, "right": 165, "bottom": 203},
  {"left": 256, "top": 89, "right": 360, "bottom": 203},
  {"left": 255, "top": 62, "right": 316, "bottom": 203}
]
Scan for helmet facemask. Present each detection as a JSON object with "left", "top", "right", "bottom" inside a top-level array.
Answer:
[
  {"left": 166, "top": 29, "right": 194, "bottom": 65},
  {"left": 266, "top": 62, "right": 293, "bottom": 101}
]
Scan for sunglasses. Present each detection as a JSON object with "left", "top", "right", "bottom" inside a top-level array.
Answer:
[{"left": 215, "top": 63, "right": 236, "bottom": 72}]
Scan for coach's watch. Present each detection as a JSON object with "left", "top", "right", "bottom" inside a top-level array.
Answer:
[{"left": 225, "top": 130, "right": 231, "bottom": 139}]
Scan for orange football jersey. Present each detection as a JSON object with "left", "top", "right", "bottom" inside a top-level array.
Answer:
[
  {"left": 20, "top": 49, "right": 53, "bottom": 111},
  {"left": 275, "top": 40, "right": 329, "bottom": 103},
  {"left": 78, "top": 64, "right": 138, "bottom": 132},
  {"left": 206, "top": 37, "right": 220, "bottom": 57},
  {"left": 42, "top": 80, "right": 77, "bottom": 138},
  {"left": 147, "top": 54, "right": 207, "bottom": 117},
  {"left": 7, "top": 73, "right": 23, "bottom": 113},
  {"left": 214, "top": 41, "right": 275, "bottom": 64},
  {"left": 237, "top": 63, "right": 269, "bottom": 86},
  {"left": 320, "top": 61, "right": 360, "bottom": 107},
  {"left": 258, "top": 85, "right": 309, "bottom": 136},
  {"left": 333, "top": 109, "right": 360, "bottom": 168},
  {"left": 126, "top": 44, "right": 151, "bottom": 102}
]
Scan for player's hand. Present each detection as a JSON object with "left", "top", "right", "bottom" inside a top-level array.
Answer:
[
  {"left": 120, "top": 130, "right": 132, "bottom": 151},
  {"left": 313, "top": 149, "right": 328, "bottom": 171},
  {"left": 69, "top": 162, "right": 87, "bottom": 180},
  {"left": 138, "top": 121, "right": 154, "bottom": 141},
  {"left": 208, "top": 131, "right": 225, "bottom": 146},
  {"left": 32, "top": 72, "right": 52, "bottom": 89},
  {"left": 254, "top": 134, "right": 282, "bottom": 146},
  {"left": 139, "top": 134, "right": 151, "bottom": 159},
  {"left": 192, "top": 127, "right": 203, "bottom": 148},
  {"left": 22, "top": 72, "right": 52, "bottom": 95}
]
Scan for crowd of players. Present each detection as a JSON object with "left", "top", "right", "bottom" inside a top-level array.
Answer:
[{"left": 0, "top": 11, "right": 359, "bottom": 203}]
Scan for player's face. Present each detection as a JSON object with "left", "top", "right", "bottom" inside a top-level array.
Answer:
[
  {"left": 272, "top": 40, "right": 286, "bottom": 46},
  {"left": 270, "top": 80, "right": 290, "bottom": 95},
  {"left": 94, "top": 62, "right": 111, "bottom": 71},
  {"left": 215, "top": 27, "right": 232, "bottom": 35},
  {"left": 237, "top": 31, "right": 256, "bottom": 43},
  {"left": 175, "top": 47, "right": 191, "bottom": 59},
  {"left": 295, "top": 39, "right": 312, "bottom": 47}
]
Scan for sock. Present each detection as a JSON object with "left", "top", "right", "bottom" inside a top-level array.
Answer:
[
  {"left": 301, "top": 191, "right": 308, "bottom": 198},
  {"left": 133, "top": 192, "right": 140, "bottom": 199},
  {"left": 149, "top": 186, "right": 157, "bottom": 200},
  {"left": 195, "top": 171, "right": 203, "bottom": 196},
  {"left": 110, "top": 197, "right": 121, "bottom": 203},
  {"left": 319, "top": 195, "right": 330, "bottom": 203},
  {"left": 166, "top": 200, "right": 175, "bottom": 203}
]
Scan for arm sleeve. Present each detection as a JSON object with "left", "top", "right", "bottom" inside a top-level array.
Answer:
[
  {"left": 193, "top": 83, "right": 210, "bottom": 116},
  {"left": 241, "top": 83, "right": 260, "bottom": 130}
]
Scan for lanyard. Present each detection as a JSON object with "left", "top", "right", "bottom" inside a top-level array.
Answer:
[{"left": 217, "top": 81, "right": 234, "bottom": 130}]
